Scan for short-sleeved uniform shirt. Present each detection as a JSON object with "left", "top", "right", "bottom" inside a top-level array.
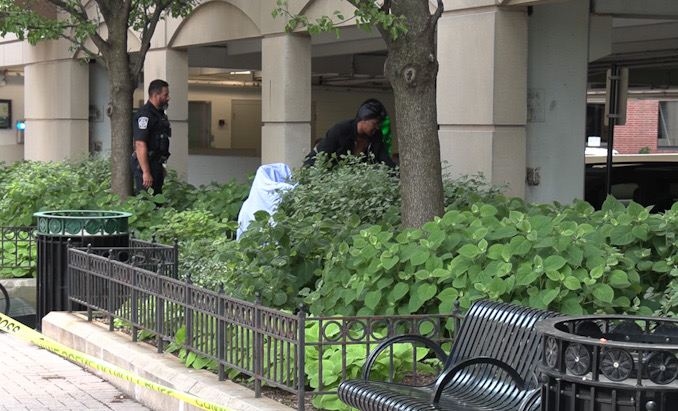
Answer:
[
  {"left": 130, "top": 101, "right": 171, "bottom": 193},
  {"left": 132, "top": 101, "right": 171, "bottom": 160}
]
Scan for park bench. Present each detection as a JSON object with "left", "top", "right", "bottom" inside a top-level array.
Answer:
[{"left": 337, "top": 299, "right": 562, "bottom": 411}]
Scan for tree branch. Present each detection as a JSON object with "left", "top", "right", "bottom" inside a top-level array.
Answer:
[
  {"left": 131, "top": 0, "right": 166, "bottom": 80},
  {"left": 432, "top": 0, "right": 444, "bottom": 23},
  {"left": 88, "top": 29, "right": 109, "bottom": 57},
  {"left": 47, "top": 0, "right": 89, "bottom": 23},
  {"left": 62, "top": 32, "right": 103, "bottom": 63}
]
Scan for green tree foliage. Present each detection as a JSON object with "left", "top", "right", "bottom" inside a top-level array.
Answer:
[{"left": 0, "top": 0, "right": 198, "bottom": 199}]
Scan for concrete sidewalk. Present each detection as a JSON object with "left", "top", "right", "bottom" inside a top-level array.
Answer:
[{"left": 0, "top": 330, "right": 150, "bottom": 410}]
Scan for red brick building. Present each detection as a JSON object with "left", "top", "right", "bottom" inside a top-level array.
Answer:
[{"left": 610, "top": 100, "right": 678, "bottom": 154}]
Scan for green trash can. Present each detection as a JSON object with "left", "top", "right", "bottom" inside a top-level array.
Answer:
[{"left": 34, "top": 210, "right": 132, "bottom": 330}]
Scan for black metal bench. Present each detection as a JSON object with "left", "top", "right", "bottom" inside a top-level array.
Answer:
[{"left": 337, "top": 299, "right": 562, "bottom": 411}]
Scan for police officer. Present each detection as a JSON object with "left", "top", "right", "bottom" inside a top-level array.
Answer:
[{"left": 131, "top": 79, "right": 172, "bottom": 195}]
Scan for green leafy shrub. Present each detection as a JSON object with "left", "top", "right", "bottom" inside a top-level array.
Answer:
[
  {"left": 277, "top": 153, "right": 401, "bottom": 226},
  {"left": 277, "top": 156, "right": 506, "bottom": 228},
  {"left": 0, "top": 157, "right": 250, "bottom": 278},
  {"left": 0, "top": 235, "right": 36, "bottom": 278},
  {"left": 305, "top": 195, "right": 678, "bottom": 321},
  {"left": 442, "top": 171, "right": 508, "bottom": 211},
  {"left": 206, "top": 155, "right": 506, "bottom": 311},
  {"left": 203, "top": 211, "right": 348, "bottom": 309},
  {"left": 166, "top": 315, "right": 441, "bottom": 411},
  {"left": 0, "top": 157, "right": 113, "bottom": 226}
]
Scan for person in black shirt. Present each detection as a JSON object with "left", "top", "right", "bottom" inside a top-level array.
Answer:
[
  {"left": 304, "top": 99, "right": 395, "bottom": 168},
  {"left": 131, "top": 79, "right": 171, "bottom": 195}
]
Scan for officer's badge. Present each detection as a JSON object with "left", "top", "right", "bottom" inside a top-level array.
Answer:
[{"left": 138, "top": 116, "right": 149, "bottom": 129}]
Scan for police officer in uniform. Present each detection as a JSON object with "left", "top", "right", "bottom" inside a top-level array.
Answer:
[{"left": 131, "top": 79, "right": 171, "bottom": 195}]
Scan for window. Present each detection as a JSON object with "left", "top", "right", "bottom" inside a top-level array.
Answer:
[
  {"left": 658, "top": 101, "right": 678, "bottom": 147},
  {"left": 586, "top": 103, "right": 610, "bottom": 146}
]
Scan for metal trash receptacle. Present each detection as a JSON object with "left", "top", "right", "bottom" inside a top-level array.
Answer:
[
  {"left": 537, "top": 315, "right": 678, "bottom": 411},
  {"left": 34, "top": 210, "right": 131, "bottom": 330}
]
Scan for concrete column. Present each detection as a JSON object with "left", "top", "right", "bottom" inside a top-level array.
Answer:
[
  {"left": 144, "top": 49, "right": 189, "bottom": 180},
  {"left": 525, "top": 0, "right": 590, "bottom": 204},
  {"left": 261, "top": 34, "right": 311, "bottom": 168},
  {"left": 437, "top": 7, "right": 528, "bottom": 199},
  {"left": 24, "top": 59, "right": 89, "bottom": 162}
]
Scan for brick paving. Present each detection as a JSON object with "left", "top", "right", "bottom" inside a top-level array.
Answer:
[{"left": 0, "top": 331, "right": 151, "bottom": 411}]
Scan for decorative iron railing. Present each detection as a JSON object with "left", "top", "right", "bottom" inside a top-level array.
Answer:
[
  {"left": 76, "top": 234, "right": 178, "bottom": 279},
  {"left": 0, "top": 226, "right": 36, "bottom": 271},
  {"left": 0, "top": 226, "right": 176, "bottom": 278},
  {"left": 67, "top": 245, "right": 460, "bottom": 410}
]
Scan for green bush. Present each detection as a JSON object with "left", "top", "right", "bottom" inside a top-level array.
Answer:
[
  {"left": 0, "top": 157, "right": 113, "bottom": 226},
  {"left": 442, "top": 170, "right": 508, "bottom": 211},
  {"left": 306, "top": 195, "right": 678, "bottom": 320},
  {"left": 276, "top": 155, "right": 505, "bottom": 227},
  {"left": 165, "top": 313, "right": 439, "bottom": 411},
  {"left": 277, "top": 154, "right": 401, "bottom": 226},
  {"left": 195, "top": 156, "right": 507, "bottom": 312},
  {"left": 0, "top": 157, "right": 250, "bottom": 278}
]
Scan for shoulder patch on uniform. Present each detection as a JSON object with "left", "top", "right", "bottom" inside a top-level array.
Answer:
[{"left": 138, "top": 116, "right": 149, "bottom": 129}]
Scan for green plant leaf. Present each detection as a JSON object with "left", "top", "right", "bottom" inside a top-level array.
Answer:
[
  {"left": 458, "top": 244, "right": 480, "bottom": 259},
  {"left": 560, "top": 297, "right": 584, "bottom": 315},
  {"left": 608, "top": 270, "right": 630, "bottom": 288},
  {"left": 410, "top": 249, "right": 430, "bottom": 266},
  {"left": 563, "top": 276, "right": 581, "bottom": 290},
  {"left": 610, "top": 225, "right": 635, "bottom": 246},
  {"left": 365, "top": 290, "right": 382, "bottom": 310},
  {"left": 418, "top": 283, "right": 437, "bottom": 302},
  {"left": 380, "top": 254, "right": 399, "bottom": 270},
  {"left": 592, "top": 283, "right": 614, "bottom": 303},
  {"left": 541, "top": 288, "right": 559, "bottom": 306},
  {"left": 590, "top": 266, "right": 604, "bottom": 279},
  {"left": 388, "top": 283, "right": 409, "bottom": 302},
  {"left": 436, "top": 287, "right": 458, "bottom": 302}
]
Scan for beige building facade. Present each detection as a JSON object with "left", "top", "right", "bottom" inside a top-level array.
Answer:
[{"left": 0, "top": 0, "right": 676, "bottom": 204}]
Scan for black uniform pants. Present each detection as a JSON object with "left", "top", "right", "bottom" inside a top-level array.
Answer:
[{"left": 131, "top": 156, "right": 165, "bottom": 195}]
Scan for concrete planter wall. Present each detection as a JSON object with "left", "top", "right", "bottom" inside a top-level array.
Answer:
[{"left": 0, "top": 278, "right": 36, "bottom": 307}]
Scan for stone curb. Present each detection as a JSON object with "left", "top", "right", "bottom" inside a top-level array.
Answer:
[{"left": 41, "top": 311, "right": 294, "bottom": 411}]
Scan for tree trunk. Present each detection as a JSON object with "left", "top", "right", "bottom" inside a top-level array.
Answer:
[
  {"left": 104, "top": 7, "right": 135, "bottom": 201},
  {"left": 383, "top": 0, "right": 444, "bottom": 228}
]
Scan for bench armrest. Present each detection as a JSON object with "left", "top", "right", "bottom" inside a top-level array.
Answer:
[
  {"left": 431, "top": 356, "right": 526, "bottom": 406},
  {"left": 361, "top": 334, "right": 449, "bottom": 380}
]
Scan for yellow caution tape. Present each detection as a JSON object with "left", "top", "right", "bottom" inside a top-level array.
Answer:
[{"left": 0, "top": 311, "right": 232, "bottom": 411}]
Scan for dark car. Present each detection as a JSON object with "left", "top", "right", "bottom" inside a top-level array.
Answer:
[{"left": 585, "top": 154, "right": 678, "bottom": 212}]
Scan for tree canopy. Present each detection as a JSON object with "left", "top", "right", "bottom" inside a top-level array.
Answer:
[{"left": 0, "top": 0, "right": 197, "bottom": 199}]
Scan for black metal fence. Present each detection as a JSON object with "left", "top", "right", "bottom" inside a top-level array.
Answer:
[
  {"left": 77, "top": 234, "right": 178, "bottom": 279},
  {"left": 0, "top": 226, "right": 36, "bottom": 272},
  {"left": 67, "top": 245, "right": 461, "bottom": 410},
  {"left": 0, "top": 227, "right": 174, "bottom": 276},
  {"left": 0, "top": 226, "right": 461, "bottom": 410}
]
